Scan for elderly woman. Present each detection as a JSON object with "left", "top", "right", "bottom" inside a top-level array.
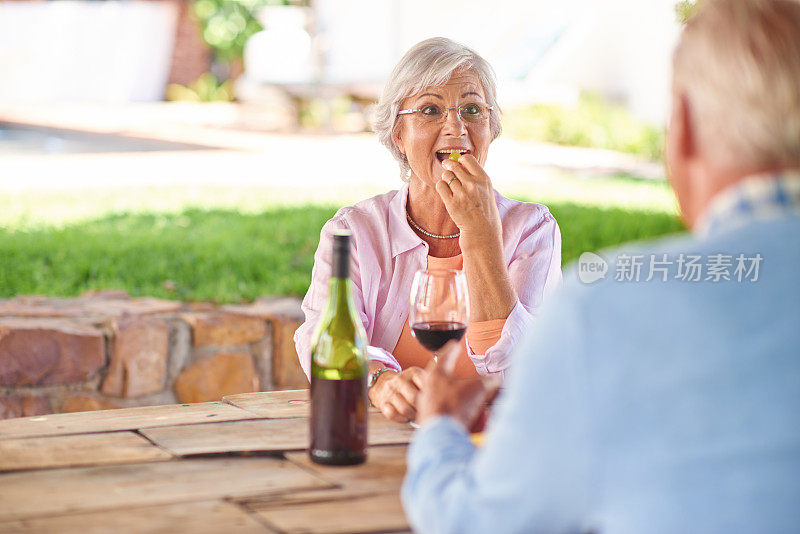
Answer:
[{"left": 294, "top": 37, "right": 561, "bottom": 423}]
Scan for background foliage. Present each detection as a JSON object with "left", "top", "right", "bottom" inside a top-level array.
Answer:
[
  {"left": 192, "top": 0, "right": 300, "bottom": 63},
  {"left": 165, "top": 73, "right": 235, "bottom": 102},
  {"left": 504, "top": 93, "right": 664, "bottom": 161},
  {"left": 675, "top": 0, "right": 702, "bottom": 23}
]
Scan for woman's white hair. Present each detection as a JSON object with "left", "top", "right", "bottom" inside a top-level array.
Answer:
[
  {"left": 373, "top": 37, "right": 502, "bottom": 180},
  {"left": 673, "top": 0, "right": 800, "bottom": 169}
]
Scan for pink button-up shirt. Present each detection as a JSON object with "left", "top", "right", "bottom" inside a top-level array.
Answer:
[{"left": 294, "top": 184, "right": 562, "bottom": 378}]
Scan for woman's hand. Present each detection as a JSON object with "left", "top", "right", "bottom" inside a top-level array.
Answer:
[
  {"left": 436, "top": 154, "right": 518, "bottom": 322},
  {"left": 436, "top": 154, "right": 502, "bottom": 241},
  {"left": 368, "top": 366, "right": 426, "bottom": 423}
]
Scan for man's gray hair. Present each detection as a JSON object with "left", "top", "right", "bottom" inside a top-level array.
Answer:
[
  {"left": 673, "top": 0, "right": 800, "bottom": 169},
  {"left": 373, "top": 37, "right": 502, "bottom": 180}
]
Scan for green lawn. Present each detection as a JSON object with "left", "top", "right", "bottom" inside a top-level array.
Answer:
[
  {"left": 0, "top": 181, "right": 684, "bottom": 303},
  {"left": 0, "top": 207, "right": 333, "bottom": 302},
  {"left": 549, "top": 202, "right": 684, "bottom": 267}
]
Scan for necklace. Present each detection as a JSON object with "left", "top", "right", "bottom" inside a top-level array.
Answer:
[{"left": 405, "top": 209, "right": 460, "bottom": 239}]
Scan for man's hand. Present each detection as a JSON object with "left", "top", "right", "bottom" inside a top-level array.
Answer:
[
  {"left": 369, "top": 366, "right": 426, "bottom": 423},
  {"left": 417, "top": 341, "right": 502, "bottom": 430}
]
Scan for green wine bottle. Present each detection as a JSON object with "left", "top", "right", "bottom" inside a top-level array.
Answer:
[{"left": 309, "top": 231, "right": 368, "bottom": 465}]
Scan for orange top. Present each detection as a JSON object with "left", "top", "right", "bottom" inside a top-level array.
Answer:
[{"left": 392, "top": 254, "right": 506, "bottom": 378}]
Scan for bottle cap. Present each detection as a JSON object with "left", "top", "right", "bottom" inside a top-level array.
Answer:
[
  {"left": 332, "top": 231, "right": 351, "bottom": 278},
  {"left": 333, "top": 230, "right": 351, "bottom": 250}
]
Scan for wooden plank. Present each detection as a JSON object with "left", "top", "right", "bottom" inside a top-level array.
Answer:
[
  {"left": 223, "top": 389, "right": 312, "bottom": 418},
  {"left": 0, "top": 402, "right": 259, "bottom": 440},
  {"left": 140, "top": 417, "right": 308, "bottom": 456},
  {"left": 242, "top": 445, "right": 409, "bottom": 508},
  {"left": 0, "top": 500, "right": 269, "bottom": 534},
  {"left": 0, "top": 456, "right": 334, "bottom": 522},
  {"left": 286, "top": 444, "right": 408, "bottom": 496},
  {"left": 0, "top": 431, "right": 172, "bottom": 472},
  {"left": 224, "top": 389, "right": 379, "bottom": 418},
  {"left": 141, "top": 413, "right": 414, "bottom": 456},
  {"left": 252, "top": 492, "right": 409, "bottom": 534}
]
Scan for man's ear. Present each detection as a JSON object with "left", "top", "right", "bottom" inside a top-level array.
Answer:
[
  {"left": 673, "top": 92, "right": 696, "bottom": 161},
  {"left": 667, "top": 91, "right": 700, "bottom": 228}
]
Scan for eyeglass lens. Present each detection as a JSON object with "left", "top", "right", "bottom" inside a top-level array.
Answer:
[{"left": 420, "top": 104, "right": 489, "bottom": 123}]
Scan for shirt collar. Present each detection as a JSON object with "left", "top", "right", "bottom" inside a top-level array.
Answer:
[
  {"left": 388, "top": 182, "right": 427, "bottom": 258},
  {"left": 695, "top": 170, "right": 800, "bottom": 237}
]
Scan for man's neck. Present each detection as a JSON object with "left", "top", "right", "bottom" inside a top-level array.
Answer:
[{"left": 690, "top": 162, "right": 798, "bottom": 230}]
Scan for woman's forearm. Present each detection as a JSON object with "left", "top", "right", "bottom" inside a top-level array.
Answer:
[{"left": 459, "top": 230, "right": 517, "bottom": 322}]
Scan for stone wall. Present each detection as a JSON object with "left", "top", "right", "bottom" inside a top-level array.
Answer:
[{"left": 0, "top": 292, "right": 308, "bottom": 419}]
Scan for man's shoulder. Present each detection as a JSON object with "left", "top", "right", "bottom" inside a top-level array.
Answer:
[
  {"left": 522, "top": 215, "right": 800, "bottom": 389},
  {"left": 565, "top": 215, "right": 798, "bottom": 293},
  {"left": 559, "top": 232, "right": 693, "bottom": 301}
]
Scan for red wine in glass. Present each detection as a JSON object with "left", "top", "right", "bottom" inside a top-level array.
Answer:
[
  {"left": 409, "top": 269, "right": 469, "bottom": 361},
  {"left": 411, "top": 321, "right": 467, "bottom": 352}
]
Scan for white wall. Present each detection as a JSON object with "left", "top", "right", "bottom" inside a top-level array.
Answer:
[
  {"left": 0, "top": 0, "right": 682, "bottom": 122},
  {"left": 313, "top": 0, "right": 682, "bottom": 124},
  {"left": 312, "top": 0, "right": 578, "bottom": 84},
  {"left": 0, "top": 1, "right": 178, "bottom": 103},
  {"left": 523, "top": 0, "right": 681, "bottom": 123}
]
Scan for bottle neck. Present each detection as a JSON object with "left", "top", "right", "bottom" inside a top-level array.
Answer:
[
  {"left": 329, "top": 234, "right": 351, "bottom": 312},
  {"left": 327, "top": 276, "right": 352, "bottom": 314},
  {"left": 332, "top": 245, "right": 349, "bottom": 279}
]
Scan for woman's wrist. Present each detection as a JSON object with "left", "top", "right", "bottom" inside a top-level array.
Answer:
[
  {"left": 367, "top": 366, "right": 397, "bottom": 406},
  {"left": 459, "top": 231, "right": 509, "bottom": 286},
  {"left": 458, "top": 224, "right": 503, "bottom": 253},
  {"left": 368, "top": 366, "right": 395, "bottom": 389}
]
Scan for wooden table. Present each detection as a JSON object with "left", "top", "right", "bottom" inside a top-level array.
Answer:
[{"left": 0, "top": 390, "right": 415, "bottom": 533}]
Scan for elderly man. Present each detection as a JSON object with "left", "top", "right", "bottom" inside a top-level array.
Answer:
[{"left": 402, "top": 0, "right": 800, "bottom": 532}]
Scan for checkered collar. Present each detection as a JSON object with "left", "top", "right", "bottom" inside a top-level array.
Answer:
[{"left": 695, "top": 170, "right": 800, "bottom": 237}]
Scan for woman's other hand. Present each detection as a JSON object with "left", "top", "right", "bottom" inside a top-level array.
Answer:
[{"left": 368, "top": 366, "right": 426, "bottom": 423}]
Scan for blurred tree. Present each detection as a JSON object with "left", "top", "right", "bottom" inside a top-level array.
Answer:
[
  {"left": 675, "top": 0, "right": 702, "bottom": 23},
  {"left": 193, "top": 0, "right": 305, "bottom": 66},
  {"left": 165, "top": 73, "right": 234, "bottom": 102}
]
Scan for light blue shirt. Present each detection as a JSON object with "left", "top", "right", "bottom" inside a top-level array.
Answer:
[{"left": 402, "top": 173, "right": 800, "bottom": 534}]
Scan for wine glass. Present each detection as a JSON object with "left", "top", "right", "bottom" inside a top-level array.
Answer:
[{"left": 409, "top": 269, "right": 470, "bottom": 363}]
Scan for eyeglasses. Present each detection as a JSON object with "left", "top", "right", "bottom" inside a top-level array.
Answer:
[{"left": 397, "top": 103, "right": 494, "bottom": 124}]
